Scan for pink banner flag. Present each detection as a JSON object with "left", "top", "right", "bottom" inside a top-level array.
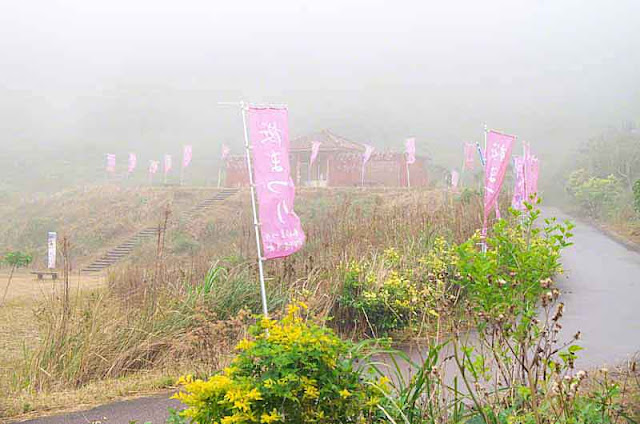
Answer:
[
  {"left": 309, "top": 141, "right": 322, "bottom": 167},
  {"left": 527, "top": 156, "right": 540, "bottom": 202},
  {"left": 182, "top": 145, "right": 193, "bottom": 168},
  {"left": 511, "top": 156, "right": 526, "bottom": 210},
  {"left": 164, "top": 154, "right": 172, "bottom": 174},
  {"left": 483, "top": 130, "right": 515, "bottom": 235},
  {"left": 106, "top": 154, "right": 116, "bottom": 173},
  {"left": 463, "top": 142, "right": 475, "bottom": 170},
  {"left": 149, "top": 160, "right": 159, "bottom": 174},
  {"left": 221, "top": 144, "right": 230, "bottom": 161},
  {"left": 128, "top": 153, "right": 137, "bottom": 173},
  {"left": 451, "top": 169, "right": 460, "bottom": 189},
  {"left": 405, "top": 137, "right": 416, "bottom": 164},
  {"left": 362, "top": 144, "right": 375, "bottom": 185},
  {"left": 248, "top": 107, "right": 305, "bottom": 260}
]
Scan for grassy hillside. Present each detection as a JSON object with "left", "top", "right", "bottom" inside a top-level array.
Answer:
[{"left": 0, "top": 185, "right": 221, "bottom": 267}]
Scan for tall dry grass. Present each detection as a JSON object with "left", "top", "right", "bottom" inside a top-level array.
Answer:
[{"left": 7, "top": 188, "right": 494, "bottom": 411}]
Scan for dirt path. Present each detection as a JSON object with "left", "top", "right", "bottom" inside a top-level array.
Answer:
[
  {"left": 0, "top": 271, "right": 105, "bottom": 303},
  {"left": 15, "top": 209, "right": 640, "bottom": 423}
]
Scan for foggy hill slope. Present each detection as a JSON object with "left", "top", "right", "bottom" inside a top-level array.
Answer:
[{"left": 0, "top": 186, "right": 219, "bottom": 267}]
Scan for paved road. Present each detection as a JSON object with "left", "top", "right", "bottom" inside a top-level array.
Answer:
[
  {"left": 16, "top": 394, "right": 181, "bottom": 424},
  {"left": 545, "top": 207, "right": 640, "bottom": 368},
  {"left": 17, "top": 208, "right": 640, "bottom": 423}
]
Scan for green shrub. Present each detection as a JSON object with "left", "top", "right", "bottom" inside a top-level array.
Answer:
[
  {"left": 634, "top": 179, "right": 640, "bottom": 214},
  {"left": 335, "top": 207, "right": 572, "bottom": 336},
  {"left": 174, "top": 303, "right": 387, "bottom": 424},
  {"left": 566, "top": 169, "right": 622, "bottom": 218},
  {"left": 456, "top": 205, "right": 573, "bottom": 318}
]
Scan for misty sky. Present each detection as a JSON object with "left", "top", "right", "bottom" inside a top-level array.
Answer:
[{"left": 1, "top": 0, "right": 639, "bottom": 175}]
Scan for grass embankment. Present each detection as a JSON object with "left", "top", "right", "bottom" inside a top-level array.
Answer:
[
  {"left": 0, "top": 185, "right": 220, "bottom": 266},
  {"left": 0, "top": 187, "right": 483, "bottom": 419}
]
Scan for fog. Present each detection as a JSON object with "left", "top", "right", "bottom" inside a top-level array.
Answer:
[{"left": 1, "top": 0, "right": 639, "bottom": 190}]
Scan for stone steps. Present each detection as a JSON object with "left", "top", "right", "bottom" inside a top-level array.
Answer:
[{"left": 81, "top": 189, "right": 239, "bottom": 272}]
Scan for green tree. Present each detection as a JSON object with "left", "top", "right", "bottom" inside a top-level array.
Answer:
[
  {"left": 566, "top": 170, "right": 622, "bottom": 218},
  {"left": 575, "top": 128, "right": 640, "bottom": 191},
  {"left": 1, "top": 251, "right": 33, "bottom": 305}
]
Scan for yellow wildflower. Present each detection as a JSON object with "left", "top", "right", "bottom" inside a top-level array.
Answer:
[
  {"left": 235, "top": 339, "right": 255, "bottom": 351},
  {"left": 339, "top": 388, "right": 352, "bottom": 398},
  {"left": 303, "top": 385, "right": 319, "bottom": 399},
  {"left": 261, "top": 409, "right": 282, "bottom": 423}
]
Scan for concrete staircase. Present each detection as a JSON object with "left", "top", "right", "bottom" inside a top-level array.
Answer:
[{"left": 81, "top": 188, "right": 239, "bottom": 273}]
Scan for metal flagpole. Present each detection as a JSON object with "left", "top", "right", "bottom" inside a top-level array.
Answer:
[
  {"left": 483, "top": 123, "right": 488, "bottom": 153},
  {"left": 460, "top": 146, "right": 466, "bottom": 188},
  {"left": 239, "top": 102, "right": 269, "bottom": 318},
  {"left": 480, "top": 125, "right": 488, "bottom": 253}
]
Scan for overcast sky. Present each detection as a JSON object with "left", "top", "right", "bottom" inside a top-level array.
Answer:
[{"left": 1, "top": 0, "right": 639, "bottom": 171}]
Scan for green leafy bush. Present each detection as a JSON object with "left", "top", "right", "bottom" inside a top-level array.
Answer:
[
  {"left": 634, "top": 179, "right": 640, "bottom": 214},
  {"left": 566, "top": 169, "right": 623, "bottom": 218},
  {"left": 335, "top": 207, "right": 572, "bottom": 336},
  {"left": 456, "top": 205, "right": 573, "bottom": 318},
  {"left": 174, "top": 303, "right": 387, "bottom": 424}
]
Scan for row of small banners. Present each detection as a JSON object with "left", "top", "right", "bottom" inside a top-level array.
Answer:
[
  {"left": 105, "top": 140, "right": 417, "bottom": 177},
  {"left": 100, "top": 127, "right": 537, "bottom": 254},
  {"left": 105, "top": 145, "right": 193, "bottom": 175}
]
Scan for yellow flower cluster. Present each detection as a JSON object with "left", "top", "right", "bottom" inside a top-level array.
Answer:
[{"left": 173, "top": 372, "right": 267, "bottom": 423}]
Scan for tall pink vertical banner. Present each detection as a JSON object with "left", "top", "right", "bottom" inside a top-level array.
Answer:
[
  {"left": 463, "top": 143, "right": 475, "bottom": 170},
  {"left": 221, "top": 144, "right": 230, "bottom": 161},
  {"left": 128, "top": 153, "right": 137, "bottom": 173},
  {"left": 528, "top": 156, "right": 540, "bottom": 201},
  {"left": 361, "top": 144, "right": 375, "bottom": 185},
  {"left": 309, "top": 141, "right": 322, "bottom": 167},
  {"left": 248, "top": 107, "right": 305, "bottom": 259},
  {"left": 106, "top": 154, "right": 116, "bottom": 173},
  {"left": 511, "top": 156, "right": 526, "bottom": 210},
  {"left": 483, "top": 130, "right": 515, "bottom": 235},
  {"left": 182, "top": 145, "right": 193, "bottom": 168},
  {"left": 451, "top": 169, "right": 460, "bottom": 189},
  {"left": 405, "top": 138, "right": 416, "bottom": 164},
  {"left": 164, "top": 154, "right": 172, "bottom": 174}
]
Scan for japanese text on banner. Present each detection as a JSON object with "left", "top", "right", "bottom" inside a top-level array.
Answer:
[{"left": 248, "top": 107, "right": 305, "bottom": 260}]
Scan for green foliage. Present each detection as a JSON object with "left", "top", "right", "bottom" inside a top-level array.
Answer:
[
  {"left": 174, "top": 303, "right": 386, "bottom": 424},
  {"left": 335, "top": 206, "right": 572, "bottom": 336},
  {"left": 457, "top": 187, "right": 481, "bottom": 205},
  {"left": 337, "top": 252, "right": 417, "bottom": 336},
  {"left": 2, "top": 251, "right": 33, "bottom": 267},
  {"left": 634, "top": 179, "right": 640, "bottom": 214},
  {"left": 572, "top": 127, "right": 640, "bottom": 190},
  {"left": 371, "top": 301, "right": 629, "bottom": 424},
  {"left": 456, "top": 205, "right": 573, "bottom": 318},
  {"left": 565, "top": 169, "right": 623, "bottom": 218},
  {"left": 171, "top": 231, "right": 200, "bottom": 255}
]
